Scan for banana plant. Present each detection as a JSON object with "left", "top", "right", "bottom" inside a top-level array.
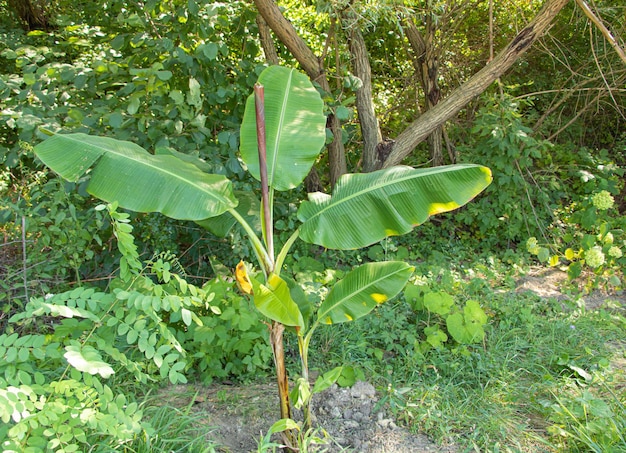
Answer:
[{"left": 34, "top": 65, "right": 492, "bottom": 449}]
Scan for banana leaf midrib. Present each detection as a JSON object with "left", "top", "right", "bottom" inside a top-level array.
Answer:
[{"left": 269, "top": 70, "right": 294, "bottom": 189}]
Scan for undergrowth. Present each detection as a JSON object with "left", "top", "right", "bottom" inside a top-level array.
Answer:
[{"left": 313, "top": 262, "right": 625, "bottom": 452}]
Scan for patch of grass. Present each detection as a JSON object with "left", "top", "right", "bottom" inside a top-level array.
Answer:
[
  {"left": 315, "top": 261, "right": 626, "bottom": 451},
  {"left": 88, "top": 393, "right": 221, "bottom": 453}
]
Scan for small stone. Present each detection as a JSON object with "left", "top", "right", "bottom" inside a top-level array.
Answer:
[
  {"left": 343, "top": 420, "right": 360, "bottom": 429},
  {"left": 351, "top": 381, "right": 376, "bottom": 399},
  {"left": 377, "top": 418, "right": 391, "bottom": 428}
]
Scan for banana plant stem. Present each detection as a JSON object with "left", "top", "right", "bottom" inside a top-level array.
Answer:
[
  {"left": 270, "top": 321, "right": 297, "bottom": 451},
  {"left": 299, "top": 324, "right": 320, "bottom": 431},
  {"left": 254, "top": 83, "right": 274, "bottom": 266}
]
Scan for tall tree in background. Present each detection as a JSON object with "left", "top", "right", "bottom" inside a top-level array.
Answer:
[
  {"left": 8, "top": 0, "right": 54, "bottom": 30},
  {"left": 253, "top": 0, "right": 570, "bottom": 180}
]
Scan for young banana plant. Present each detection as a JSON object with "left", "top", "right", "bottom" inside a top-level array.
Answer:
[{"left": 34, "top": 65, "right": 492, "bottom": 449}]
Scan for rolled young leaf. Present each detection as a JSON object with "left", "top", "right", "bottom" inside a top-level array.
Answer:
[
  {"left": 298, "top": 164, "right": 492, "bottom": 249},
  {"left": 34, "top": 133, "right": 237, "bottom": 220},
  {"left": 317, "top": 261, "right": 414, "bottom": 325},
  {"left": 239, "top": 65, "right": 326, "bottom": 191}
]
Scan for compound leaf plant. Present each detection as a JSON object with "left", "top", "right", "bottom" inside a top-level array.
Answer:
[{"left": 34, "top": 65, "right": 492, "bottom": 449}]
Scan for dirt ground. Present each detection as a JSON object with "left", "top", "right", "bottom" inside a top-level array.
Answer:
[
  {"left": 157, "top": 268, "right": 624, "bottom": 453},
  {"left": 159, "top": 380, "right": 461, "bottom": 453}
]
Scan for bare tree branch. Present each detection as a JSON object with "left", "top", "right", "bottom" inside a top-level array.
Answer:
[
  {"left": 574, "top": 0, "right": 626, "bottom": 65},
  {"left": 381, "top": 0, "right": 570, "bottom": 169}
]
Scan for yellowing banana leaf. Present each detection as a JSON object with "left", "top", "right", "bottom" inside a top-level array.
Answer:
[
  {"left": 239, "top": 65, "right": 326, "bottom": 191},
  {"left": 317, "top": 261, "right": 413, "bottom": 325},
  {"left": 298, "top": 164, "right": 492, "bottom": 249},
  {"left": 34, "top": 133, "right": 237, "bottom": 220},
  {"left": 251, "top": 273, "right": 305, "bottom": 328}
]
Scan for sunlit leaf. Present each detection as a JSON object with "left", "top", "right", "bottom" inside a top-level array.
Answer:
[
  {"left": 251, "top": 273, "right": 304, "bottom": 328},
  {"left": 240, "top": 65, "right": 325, "bottom": 191},
  {"left": 318, "top": 262, "right": 413, "bottom": 324},
  {"left": 34, "top": 133, "right": 237, "bottom": 221},
  {"left": 298, "top": 164, "right": 492, "bottom": 249},
  {"left": 64, "top": 345, "right": 115, "bottom": 378}
]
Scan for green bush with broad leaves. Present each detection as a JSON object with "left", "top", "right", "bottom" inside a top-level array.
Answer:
[
  {"left": 1, "top": 1, "right": 260, "bottom": 169},
  {"left": 178, "top": 276, "right": 274, "bottom": 383},
  {"left": 1, "top": 1, "right": 265, "bottom": 291},
  {"left": 30, "top": 64, "right": 491, "bottom": 451},
  {"left": 404, "top": 282, "right": 488, "bottom": 352},
  {"left": 453, "top": 94, "right": 560, "bottom": 246}
]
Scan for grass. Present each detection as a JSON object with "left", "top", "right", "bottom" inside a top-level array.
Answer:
[
  {"left": 313, "top": 261, "right": 626, "bottom": 452},
  {"left": 88, "top": 394, "right": 222, "bottom": 453}
]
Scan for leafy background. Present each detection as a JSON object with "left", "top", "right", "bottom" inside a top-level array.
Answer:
[{"left": 1, "top": 0, "right": 625, "bottom": 452}]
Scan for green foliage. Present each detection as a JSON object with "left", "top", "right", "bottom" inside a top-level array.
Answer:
[
  {"left": 177, "top": 277, "right": 273, "bottom": 383},
  {"left": 0, "top": 168, "right": 107, "bottom": 320},
  {"left": 0, "top": 1, "right": 265, "bottom": 291},
  {"left": 0, "top": 203, "right": 225, "bottom": 451},
  {"left": 405, "top": 282, "right": 488, "bottom": 352},
  {"left": 527, "top": 186, "right": 625, "bottom": 291},
  {"left": 543, "top": 380, "right": 625, "bottom": 452},
  {"left": 116, "top": 399, "right": 220, "bottom": 453},
  {"left": 0, "top": 1, "right": 262, "bottom": 174},
  {"left": 455, "top": 94, "right": 557, "bottom": 246}
]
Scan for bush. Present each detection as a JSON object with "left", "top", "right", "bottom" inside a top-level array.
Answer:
[{"left": 0, "top": 203, "right": 236, "bottom": 451}]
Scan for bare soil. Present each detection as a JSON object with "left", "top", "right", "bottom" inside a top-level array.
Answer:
[{"left": 160, "top": 381, "right": 459, "bottom": 452}]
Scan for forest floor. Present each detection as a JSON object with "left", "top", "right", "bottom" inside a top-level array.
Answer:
[{"left": 156, "top": 268, "right": 625, "bottom": 453}]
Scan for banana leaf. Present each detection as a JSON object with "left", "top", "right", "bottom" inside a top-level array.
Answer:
[
  {"left": 317, "top": 261, "right": 413, "bottom": 325},
  {"left": 298, "top": 164, "right": 492, "bottom": 249},
  {"left": 34, "top": 133, "right": 237, "bottom": 220},
  {"left": 196, "top": 191, "right": 261, "bottom": 237},
  {"left": 251, "top": 273, "right": 305, "bottom": 328},
  {"left": 239, "top": 65, "right": 326, "bottom": 191}
]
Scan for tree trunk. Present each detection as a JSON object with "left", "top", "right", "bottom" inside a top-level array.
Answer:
[
  {"left": 256, "top": 14, "right": 280, "bottom": 65},
  {"left": 380, "top": 0, "right": 570, "bottom": 168},
  {"left": 253, "top": 0, "right": 347, "bottom": 187},
  {"left": 404, "top": 15, "right": 446, "bottom": 166},
  {"left": 8, "top": 0, "right": 53, "bottom": 31},
  {"left": 344, "top": 14, "right": 382, "bottom": 172}
]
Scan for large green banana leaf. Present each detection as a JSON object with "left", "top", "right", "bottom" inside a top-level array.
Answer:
[
  {"left": 317, "top": 261, "right": 414, "bottom": 325},
  {"left": 34, "top": 133, "right": 237, "bottom": 220},
  {"left": 239, "top": 65, "right": 326, "bottom": 191},
  {"left": 298, "top": 164, "right": 492, "bottom": 249}
]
